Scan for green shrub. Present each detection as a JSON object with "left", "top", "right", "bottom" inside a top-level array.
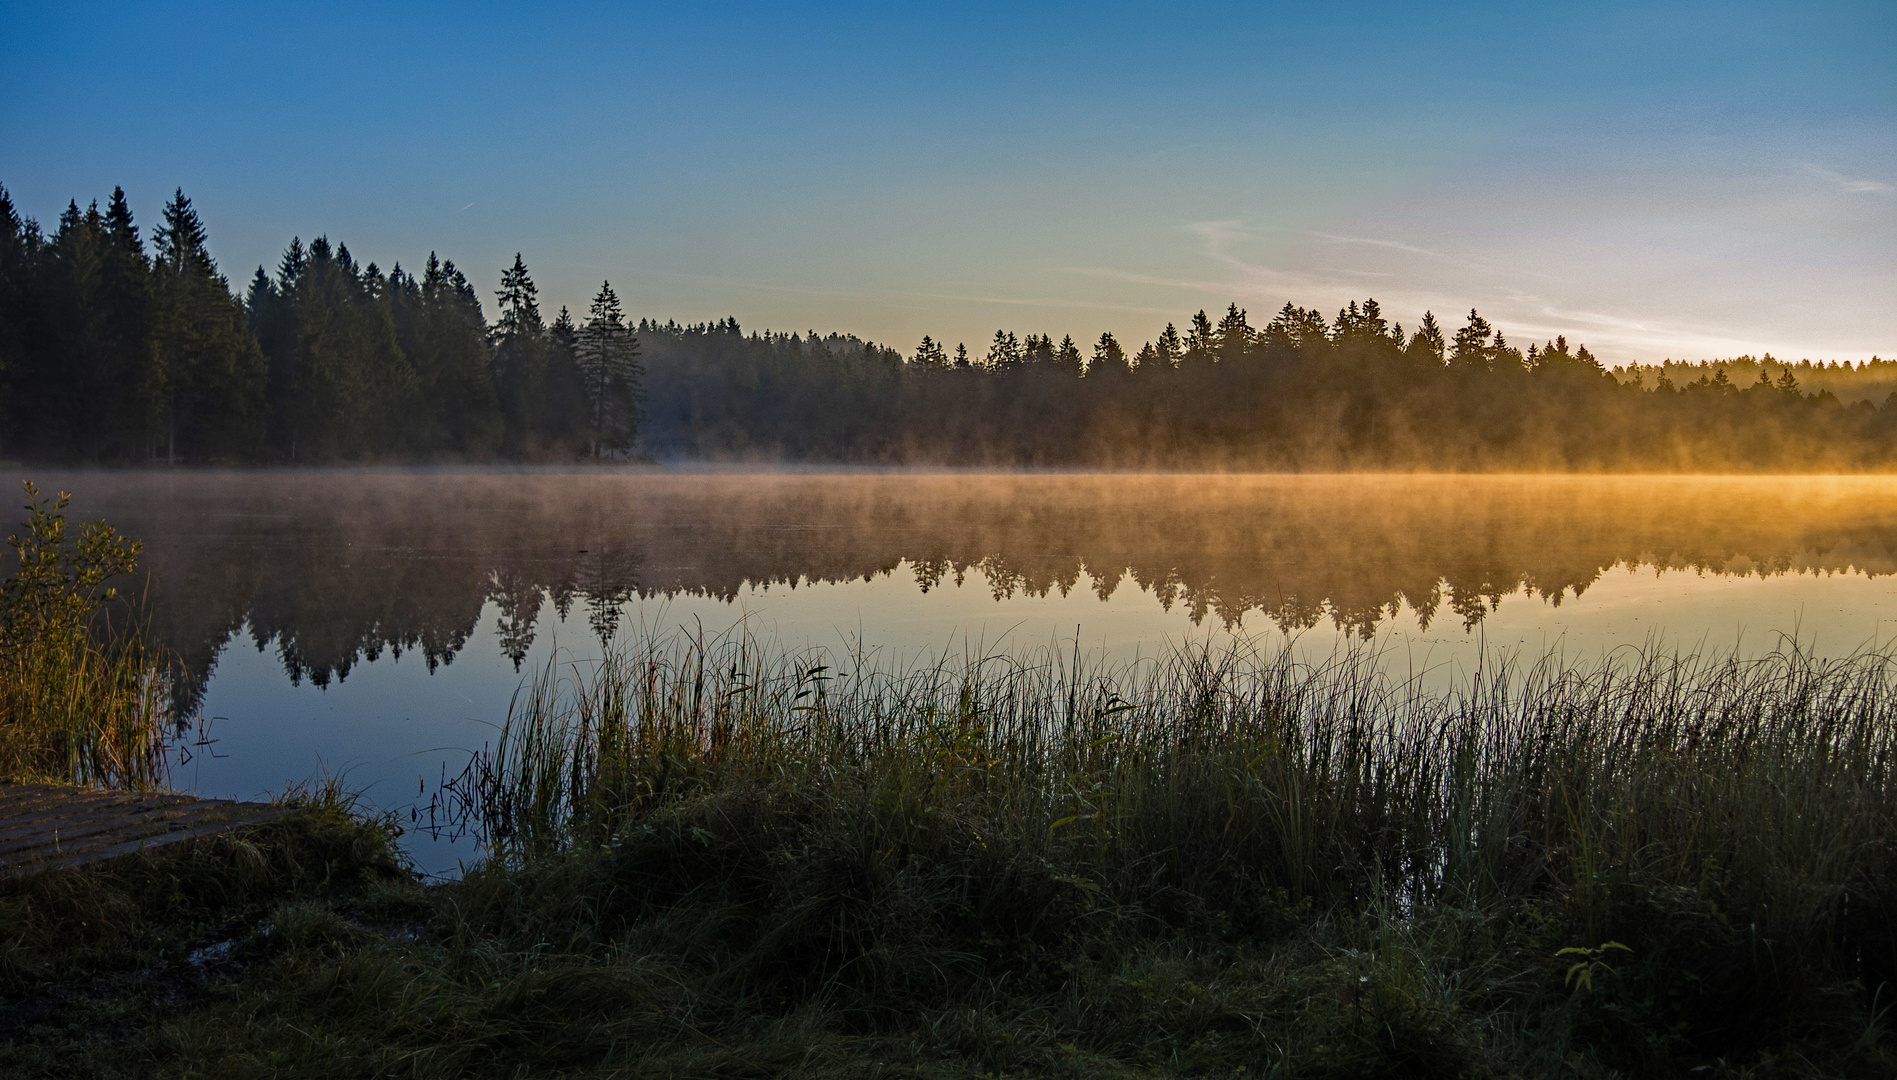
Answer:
[{"left": 0, "top": 480, "right": 171, "bottom": 788}]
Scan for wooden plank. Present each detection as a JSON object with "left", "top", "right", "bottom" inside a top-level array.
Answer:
[
  {"left": 23, "top": 808, "right": 292, "bottom": 873},
  {"left": 0, "top": 783, "right": 295, "bottom": 877},
  {"left": 0, "top": 795, "right": 194, "bottom": 842},
  {"left": 0, "top": 802, "right": 247, "bottom": 858},
  {"left": 0, "top": 789, "right": 127, "bottom": 818},
  {"left": 0, "top": 782, "right": 73, "bottom": 798},
  {"left": 0, "top": 783, "right": 74, "bottom": 808}
]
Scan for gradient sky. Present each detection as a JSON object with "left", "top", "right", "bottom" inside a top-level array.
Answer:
[{"left": 3, "top": 1, "right": 1892, "bottom": 365}]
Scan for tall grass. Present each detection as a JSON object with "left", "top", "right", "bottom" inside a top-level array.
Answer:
[
  {"left": 0, "top": 482, "right": 172, "bottom": 789},
  {"left": 441, "top": 625, "right": 1897, "bottom": 1062}
]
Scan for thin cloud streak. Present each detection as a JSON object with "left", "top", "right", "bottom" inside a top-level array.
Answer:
[
  {"left": 1802, "top": 164, "right": 1894, "bottom": 195},
  {"left": 1307, "top": 232, "right": 1444, "bottom": 258},
  {"left": 900, "top": 291, "right": 1178, "bottom": 317}
]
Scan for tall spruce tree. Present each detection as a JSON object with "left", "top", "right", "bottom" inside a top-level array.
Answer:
[
  {"left": 1407, "top": 311, "right": 1447, "bottom": 366},
  {"left": 1090, "top": 331, "right": 1128, "bottom": 377},
  {"left": 1215, "top": 303, "right": 1252, "bottom": 363},
  {"left": 1450, "top": 309, "right": 1494, "bottom": 371},
  {"left": 912, "top": 335, "right": 948, "bottom": 367},
  {"left": 98, "top": 188, "right": 162, "bottom": 458},
  {"left": 491, "top": 254, "right": 547, "bottom": 454},
  {"left": 544, "top": 305, "right": 593, "bottom": 455},
  {"left": 1154, "top": 323, "right": 1183, "bottom": 367},
  {"left": 576, "top": 281, "right": 643, "bottom": 457},
  {"left": 152, "top": 189, "right": 266, "bottom": 461},
  {"left": 1053, "top": 334, "right": 1084, "bottom": 376}
]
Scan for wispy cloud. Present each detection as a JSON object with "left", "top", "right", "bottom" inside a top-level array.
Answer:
[
  {"left": 1064, "top": 266, "right": 1199, "bottom": 290},
  {"left": 900, "top": 290, "right": 1177, "bottom": 316},
  {"left": 1802, "top": 164, "right": 1893, "bottom": 194},
  {"left": 607, "top": 264, "right": 1176, "bottom": 318},
  {"left": 1307, "top": 232, "right": 1443, "bottom": 258}
]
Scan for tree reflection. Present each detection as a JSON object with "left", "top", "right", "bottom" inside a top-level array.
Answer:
[{"left": 26, "top": 471, "right": 1897, "bottom": 713}]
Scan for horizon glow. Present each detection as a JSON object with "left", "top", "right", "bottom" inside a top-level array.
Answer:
[{"left": 1, "top": 1, "right": 1891, "bottom": 365}]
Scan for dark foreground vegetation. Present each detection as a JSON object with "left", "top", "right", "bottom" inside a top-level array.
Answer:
[
  {"left": 4, "top": 182, "right": 1896, "bottom": 469},
  {"left": 9, "top": 623, "right": 1897, "bottom": 1076}
]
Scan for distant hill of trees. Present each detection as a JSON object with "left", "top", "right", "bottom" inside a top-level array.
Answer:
[
  {"left": 1616, "top": 357, "right": 1897, "bottom": 406},
  {"left": 3, "top": 183, "right": 1892, "bottom": 470}
]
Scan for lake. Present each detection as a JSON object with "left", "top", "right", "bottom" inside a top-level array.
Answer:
[{"left": 18, "top": 469, "right": 1897, "bottom": 874}]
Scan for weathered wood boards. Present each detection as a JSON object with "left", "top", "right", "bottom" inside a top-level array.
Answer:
[{"left": 0, "top": 782, "right": 288, "bottom": 876}]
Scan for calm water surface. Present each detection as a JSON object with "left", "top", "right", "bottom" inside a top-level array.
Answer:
[{"left": 20, "top": 469, "right": 1897, "bottom": 874}]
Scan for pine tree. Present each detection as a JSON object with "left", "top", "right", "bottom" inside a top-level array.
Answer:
[
  {"left": 1407, "top": 311, "right": 1446, "bottom": 366},
  {"left": 1450, "top": 309, "right": 1493, "bottom": 370},
  {"left": 912, "top": 335, "right": 948, "bottom": 367},
  {"left": 1359, "top": 298, "right": 1387, "bottom": 341},
  {"left": 491, "top": 253, "right": 548, "bottom": 454},
  {"left": 1054, "top": 334, "right": 1083, "bottom": 376},
  {"left": 985, "top": 330, "right": 1022, "bottom": 370},
  {"left": 1184, "top": 309, "right": 1216, "bottom": 364},
  {"left": 1263, "top": 303, "right": 1302, "bottom": 354},
  {"left": 1091, "top": 331, "right": 1128, "bottom": 376},
  {"left": 1334, "top": 300, "right": 1362, "bottom": 341},
  {"left": 97, "top": 188, "right": 160, "bottom": 458},
  {"left": 543, "top": 305, "right": 591, "bottom": 456},
  {"left": 1022, "top": 333, "right": 1055, "bottom": 366},
  {"left": 150, "top": 189, "right": 267, "bottom": 461},
  {"left": 576, "top": 280, "right": 643, "bottom": 457},
  {"left": 1490, "top": 331, "right": 1523, "bottom": 370},
  {"left": 1155, "top": 323, "right": 1182, "bottom": 366},
  {"left": 1215, "top": 303, "right": 1252, "bottom": 362}
]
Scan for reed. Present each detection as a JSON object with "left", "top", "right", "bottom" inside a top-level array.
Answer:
[
  {"left": 434, "top": 624, "right": 1897, "bottom": 1066},
  {"left": 461, "top": 627, "right": 1897, "bottom": 914},
  {"left": 0, "top": 481, "right": 172, "bottom": 789}
]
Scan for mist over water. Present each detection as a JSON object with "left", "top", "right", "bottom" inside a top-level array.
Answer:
[{"left": 18, "top": 468, "right": 1897, "bottom": 873}]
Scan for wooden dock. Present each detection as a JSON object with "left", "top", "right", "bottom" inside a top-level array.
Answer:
[{"left": 0, "top": 782, "right": 290, "bottom": 876}]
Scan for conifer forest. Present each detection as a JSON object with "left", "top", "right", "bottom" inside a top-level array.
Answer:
[{"left": 3, "top": 184, "right": 1893, "bottom": 471}]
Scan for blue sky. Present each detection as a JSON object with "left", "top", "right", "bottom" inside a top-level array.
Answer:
[{"left": 3, "top": 1, "right": 1891, "bottom": 363}]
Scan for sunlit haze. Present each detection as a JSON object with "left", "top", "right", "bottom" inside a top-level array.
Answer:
[{"left": 2, "top": 0, "right": 1891, "bottom": 364}]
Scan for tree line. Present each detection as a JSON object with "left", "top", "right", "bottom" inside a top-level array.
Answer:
[
  {"left": 3, "top": 183, "right": 1892, "bottom": 470},
  {"left": 0, "top": 186, "right": 641, "bottom": 463}
]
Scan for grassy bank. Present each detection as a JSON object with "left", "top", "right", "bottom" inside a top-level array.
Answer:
[{"left": 6, "top": 629, "right": 1897, "bottom": 1077}]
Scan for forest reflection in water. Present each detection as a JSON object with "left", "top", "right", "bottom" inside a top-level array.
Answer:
[{"left": 23, "top": 469, "right": 1897, "bottom": 708}]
